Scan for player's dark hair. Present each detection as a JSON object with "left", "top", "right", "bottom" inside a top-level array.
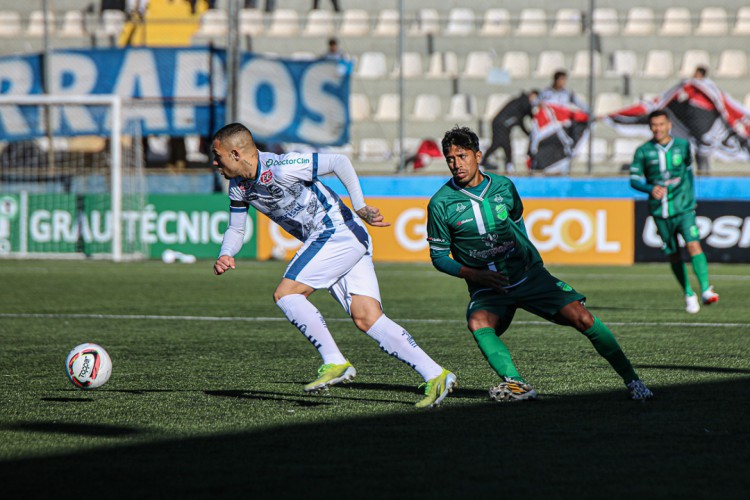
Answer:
[
  {"left": 695, "top": 66, "right": 708, "bottom": 77},
  {"left": 648, "top": 110, "right": 670, "bottom": 123},
  {"left": 553, "top": 70, "right": 567, "bottom": 82},
  {"left": 213, "top": 123, "right": 254, "bottom": 144},
  {"left": 441, "top": 126, "right": 480, "bottom": 155}
]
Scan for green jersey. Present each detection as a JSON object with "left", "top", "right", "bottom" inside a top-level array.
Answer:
[
  {"left": 426, "top": 173, "right": 544, "bottom": 293},
  {"left": 629, "top": 137, "right": 695, "bottom": 219}
]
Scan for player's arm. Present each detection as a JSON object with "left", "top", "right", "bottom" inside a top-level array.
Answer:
[
  {"left": 507, "top": 181, "right": 529, "bottom": 237},
  {"left": 214, "top": 199, "right": 248, "bottom": 275},
  {"left": 629, "top": 147, "right": 658, "bottom": 196},
  {"left": 317, "top": 154, "right": 389, "bottom": 227}
]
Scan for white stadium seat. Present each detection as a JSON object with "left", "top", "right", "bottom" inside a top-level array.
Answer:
[
  {"left": 612, "top": 138, "right": 642, "bottom": 163},
  {"left": 239, "top": 9, "right": 264, "bottom": 36},
  {"left": 594, "top": 93, "right": 623, "bottom": 116},
  {"left": 445, "top": 8, "right": 475, "bottom": 36},
  {"left": 409, "top": 8, "right": 439, "bottom": 36},
  {"left": 660, "top": 8, "right": 691, "bottom": 36},
  {"left": 501, "top": 51, "right": 530, "bottom": 78},
  {"left": 373, "top": 94, "right": 400, "bottom": 122},
  {"left": 571, "top": 50, "right": 602, "bottom": 77},
  {"left": 592, "top": 8, "right": 619, "bottom": 35},
  {"left": 356, "top": 51, "right": 387, "bottom": 79},
  {"left": 391, "top": 52, "right": 423, "bottom": 79},
  {"left": 679, "top": 50, "right": 711, "bottom": 78},
  {"left": 622, "top": 7, "right": 655, "bottom": 36},
  {"left": 60, "top": 11, "right": 85, "bottom": 37},
  {"left": 411, "top": 94, "right": 442, "bottom": 121},
  {"left": 340, "top": 9, "right": 369, "bottom": 36},
  {"left": 350, "top": 94, "right": 371, "bottom": 122},
  {"left": 303, "top": 9, "right": 334, "bottom": 36},
  {"left": 577, "top": 137, "right": 610, "bottom": 164},
  {"left": 550, "top": 9, "right": 583, "bottom": 37},
  {"left": 446, "top": 94, "right": 477, "bottom": 121},
  {"left": 99, "top": 9, "right": 127, "bottom": 37},
  {"left": 426, "top": 51, "right": 459, "bottom": 79},
  {"left": 695, "top": 7, "right": 728, "bottom": 36},
  {"left": 610, "top": 50, "right": 638, "bottom": 77},
  {"left": 464, "top": 51, "right": 494, "bottom": 79},
  {"left": 27, "top": 11, "right": 55, "bottom": 37},
  {"left": 373, "top": 9, "right": 399, "bottom": 36},
  {"left": 358, "top": 138, "right": 390, "bottom": 161},
  {"left": 267, "top": 9, "right": 299, "bottom": 37},
  {"left": 534, "top": 50, "right": 566, "bottom": 78},
  {"left": 0, "top": 11, "right": 21, "bottom": 36},
  {"left": 516, "top": 9, "right": 547, "bottom": 36},
  {"left": 479, "top": 9, "right": 510, "bottom": 37},
  {"left": 642, "top": 50, "right": 674, "bottom": 78},
  {"left": 716, "top": 50, "right": 748, "bottom": 78},
  {"left": 732, "top": 7, "right": 750, "bottom": 35},
  {"left": 483, "top": 93, "right": 512, "bottom": 121}
]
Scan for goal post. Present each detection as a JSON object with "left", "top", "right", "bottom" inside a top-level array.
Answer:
[{"left": 0, "top": 94, "right": 146, "bottom": 261}]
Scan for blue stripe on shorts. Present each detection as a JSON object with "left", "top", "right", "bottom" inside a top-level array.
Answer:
[{"left": 285, "top": 228, "right": 335, "bottom": 281}]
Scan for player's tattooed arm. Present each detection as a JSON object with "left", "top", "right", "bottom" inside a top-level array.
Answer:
[{"left": 356, "top": 206, "right": 391, "bottom": 227}]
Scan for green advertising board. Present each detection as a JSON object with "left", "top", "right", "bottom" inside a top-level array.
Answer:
[{"left": 0, "top": 193, "right": 257, "bottom": 259}]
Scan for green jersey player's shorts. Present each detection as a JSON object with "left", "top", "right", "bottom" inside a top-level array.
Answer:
[
  {"left": 653, "top": 210, "right": 700, "bottom": 255},
  {"left": 466, "top": 266, "right": 586, "bottom": 332}
]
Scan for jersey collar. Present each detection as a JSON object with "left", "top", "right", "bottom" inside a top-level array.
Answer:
[{"left": 450, "top": 174, "right": 492, "bottom": 202}]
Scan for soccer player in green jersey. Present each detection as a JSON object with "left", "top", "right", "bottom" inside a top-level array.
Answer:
[
  {"left": 630, "top": 110, "right": 719, "bottom": 314},
  {"left": 426, "top": 126, "right": 653, "bottom": 401}
]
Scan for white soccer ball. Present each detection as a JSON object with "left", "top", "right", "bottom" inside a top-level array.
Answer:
[{"left": 65, "top": 343, "right": 112, "bottom": 389}]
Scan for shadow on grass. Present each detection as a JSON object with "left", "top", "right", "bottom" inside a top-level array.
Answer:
[
  {"left": 2, "top": 422, "right": 140, "bottom": 438},
  {"left": 2, "top": 378, "right": 750, "bottom": 498}
]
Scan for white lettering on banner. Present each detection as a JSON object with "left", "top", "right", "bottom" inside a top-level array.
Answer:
[
  {"left": 526, "top": 209, "right": 620, "bottom": 253},
  {"left": 240, "top": 59, "right": 296, "bottom": 137},
  {"left": 173, "top": 51, "right": 210, "bottom": 129},
  {"left": 26, "top": 208, "right": 253, "bottom": 245},
  {"left": 49, "top": 53, "right": 99, "bottom": 133},
  {"left": 298, "top": 64, "right": 345, "bottom": 144},
  {"left": 0, "top": 60, "right": 36, "bottom": 135},
  {"left": 114, "top": 51, "right": 168, "bottom": 129},
  {"left": 395, "top": 208, "right": 427, "bottom": 252}
]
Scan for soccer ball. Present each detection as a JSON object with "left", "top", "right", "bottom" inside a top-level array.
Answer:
[{"left": 65, "top": 343, "right": 112, "bottom": 389}]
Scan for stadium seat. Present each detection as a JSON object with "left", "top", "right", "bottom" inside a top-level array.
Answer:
[
  {"left": 340, "top": 9, "right": 369, "bottom": 36},
  {"left": 695, "top": 7, "right": 728, "bottom": 36},
  {"left": 483, "top": 93, "right": 512, "bottom": 121},
  {"left": 391, "top": 52, "right": 423, "bottom": 79},
  {"left": 660, "top": 8, "right": 691, "bottom": 36},
  {"left": 267, "top": 9, "right": 299, "bottom": 37},
  {"left": 350, "top": 94, "right": 371, "bottom": 122},
  {"left": 479, "top": 9, "right": 510, "bottom": 37},
  {"left": 511, "top": 138, "right": 529, "bottom": 163},
  {"left": 571, "top": 50, "right": 602, "bottom": 77},
  {"left": 408, "top": 8, "right": 439, "bottom": 36},
  {"left": 577, "top": 137, "right": 609, "bottom": 164},
  {"left": 356, "top": 51, "right": 387, "bottom": 79},
  {"left": 594, "top": 93, "right": 623, "bottom": 115},
  {"left": 744, "top": 93, "right": 750, "bottom": 109},
  {"left": 239, "top": 9, "right": 264, "bottom": 37},
  {"left": 534, "top": 50, "right": 566, "bottom": 78},
  {"left": 358, "top": 138, "right": 390, "bottom": 161},
  {"left": 679, "top": 50, "right": 710, "bottom": 78},
  {"left": 197, "top": 9, "right": 228, "bottom": 37},
  {"left": 426, "top": 51, "right": 459, "bottom": 79},
  {"left": 373, "top": 93, "right": 400, "bottom": 122},
  {"left": 642, "top": 50, "right": 674, "bottom": 78},
  {"left": 732, "top": 7, "right": 750, "bottom": 35},
  {"left": 26, "top": 11, "right": 55, "bottom": 37},
  {"left": 373, "top": 9, "right": 399, "bottom": 36},
  {"left": 60, "top": 11, "right": 85, "bottom": 38},
  {"left": 716, "top": 50, "right": 747, "bottom": 78},
  {"left": 501, "top": 51, "right": 530, "bottom": 78},
  {"left": 446, "top": 94, "right": 478, "bottom": 121},
  {"left": 0, "top": 10, "right": 21, "bottom": 36},
  {"left": 464, "top": 51, "right": 494, "bottom": 79},
  {"left": 612, "top": 138, "right": 642, "bottom": 163},
  {"left": 622, "top": 7, "right": 655, "bottom": 36},
  {"left": 303, "top": 9, "right": 335, "bottom": 36},
  {"left": 392, "top": 137, "right": 422, "bottom": 158},
  {"left": 609, "top": 50, "right": 638, "bottom": 77},
  {"left": 550, "top": 8, "right": 583, "bottom": 36},
  {"left": 99, "top": 9, "right": 126, "bottom": 38},
  {"left": 516, "top": 9, "right": 547, "bottom": 36},
  {"left": 444, "top": 8, "right": 475, "bottom": 36},
  {"left": 592, "top": 8, "right": 619, "bottom": 35},
  {"left": 411, "top": 94, "right": 442, "bottom": 121}
]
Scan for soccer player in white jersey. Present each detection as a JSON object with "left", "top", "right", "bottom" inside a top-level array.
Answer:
[{"left": 211, "top": 123, "right": 456, "bottom": 408}]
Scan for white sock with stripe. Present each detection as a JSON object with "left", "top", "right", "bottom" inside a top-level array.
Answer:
[
  {"left": 276, "top": 294, "right": 347, "bottom": 365},
  {"left": 366, "top": 314, "right": 443, "bottom": 381}
]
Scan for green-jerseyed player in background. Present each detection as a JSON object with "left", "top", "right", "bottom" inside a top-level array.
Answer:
[
  {"left": 426, "top": 126, "right": 653, "bottom": 401},
  {"left": 630, "top": 110, "right": 719, "bottom": 314}
]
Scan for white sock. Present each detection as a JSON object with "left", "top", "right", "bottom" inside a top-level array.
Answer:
[
  {"left": 366, "top": 315, "right": 443, "bottom": 381},
  {"left": 276, "top": 294, "right": 347, "bottom": 365}
]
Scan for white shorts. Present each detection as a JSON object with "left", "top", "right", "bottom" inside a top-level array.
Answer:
[{"left": 284, "top": 221, "right": 382, "bottom": 314}]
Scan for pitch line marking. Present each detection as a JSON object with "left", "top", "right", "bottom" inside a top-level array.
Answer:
[{"left": 0, "top": 313, "right": 748, "bottom": 328}]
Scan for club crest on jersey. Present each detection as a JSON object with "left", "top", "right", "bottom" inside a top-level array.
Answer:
[
  {"left": 672, "top": 153, "right": 682, "bottom": 166},
  {"left": 259, "top": 170, "right": 273, "bottom": 185},
  {"left": 238, "top": 179, "right": 253, "bottom": 191},
  {"left": 455, "top": 203, "right": 467, "bottom": 213},
  {"left": 493, "top": 194, "right": 504, "bottom": 204},
  {"left": 495, "top": 204, "right": 508, "bottom": 221}
]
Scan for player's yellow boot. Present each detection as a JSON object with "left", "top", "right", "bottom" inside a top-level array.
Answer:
[
  {"left": 415, "top": 369, "right": 457, "bottom": 408},
  {"left": 304, "top": 361, "right": 356, "bottom": 392}
]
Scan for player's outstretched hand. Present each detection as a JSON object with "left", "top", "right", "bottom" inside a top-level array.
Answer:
[
  {"left": 213, "top": 255, "right": 236, "bottom": 275},
  {"left": 357, "top": 206, "right": 391, "bottom": 227},
  {"left": 463, "top": 268, "right": 510, "bottom": 292}
]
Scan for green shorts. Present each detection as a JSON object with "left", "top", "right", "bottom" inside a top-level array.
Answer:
[
  {"left": 654, "top": 211, "right": 700, "bottom": 255},
  {"left": 466, "top": 267, "right": 586, "bottom": 334}
]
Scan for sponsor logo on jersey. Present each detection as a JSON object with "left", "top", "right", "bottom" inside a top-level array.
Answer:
[
  {"left": 482, "top": 233, "right": 499, "bottom": 247},
  {"left": 265, "top": 157, "right": 310, "bottom": 167},
  {"left": 469, "top": 241, "right": 515, "bottom": 260},
  {"left": 456, "top": 217, "right": 474, "bottom": 227},
  {"left": 495, "top": 204, "right": 508, "bottom": 221},
  {"left": 259, "top": 170, "right": 273, "bottom": 185},
  {"left": 455, "top": 203, "right": 467, "bottom": 213}
]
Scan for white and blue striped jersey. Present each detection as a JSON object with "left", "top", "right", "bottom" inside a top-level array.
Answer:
[{"left": 228, "top": 152, "right": 364, "bottom": 242}]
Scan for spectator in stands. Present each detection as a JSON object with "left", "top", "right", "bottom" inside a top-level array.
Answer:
[
  {"left": 540, "top": 70, "right": 589, "bottom": 112},
  {"left": 323, "top": 38, "right": 347, "bottom": 61},
  {"left": 483, "top": 90, "right": 539, "bottom": 173},
  {"left": 125, "top": 0, "right": 149, "bottom": 20},
  {"left": 313, "top": 0, "right": 340, "bottom": 12}
]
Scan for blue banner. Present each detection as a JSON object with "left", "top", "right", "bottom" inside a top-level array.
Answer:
[{"left": 0, "top": 48, "right": 350, "bottom": 145}]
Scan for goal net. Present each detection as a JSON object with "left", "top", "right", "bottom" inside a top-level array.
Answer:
[{"left": 0, "top": 95, "right": 147, "bottom": 261}]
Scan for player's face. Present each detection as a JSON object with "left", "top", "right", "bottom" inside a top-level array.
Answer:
[
  {"left": 445, "top": 145, "right": 483, "bottom": 187},
  {"left": 649, "top": 116, "right": 672, "bottom": 144},
  {"left": 211, "top": 139, "right": 241, "bottom": 179}
]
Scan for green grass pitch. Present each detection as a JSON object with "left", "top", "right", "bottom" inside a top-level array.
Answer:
[{"left": 0, "top": 260, "right": 748, "bottom": 497}]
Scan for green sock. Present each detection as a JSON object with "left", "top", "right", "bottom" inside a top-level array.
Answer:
[
  {"left": 472, "top": 327, "right": 524, "bottom": 382},
  {"left": 670, "top": 259, "right": 694, "bottom": 296},
  {"left": 582, "top": 317, "right": 638, "bottom": 384},
  {"left": 690, "top": 252, "right": 711, "bottom": 293}
]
